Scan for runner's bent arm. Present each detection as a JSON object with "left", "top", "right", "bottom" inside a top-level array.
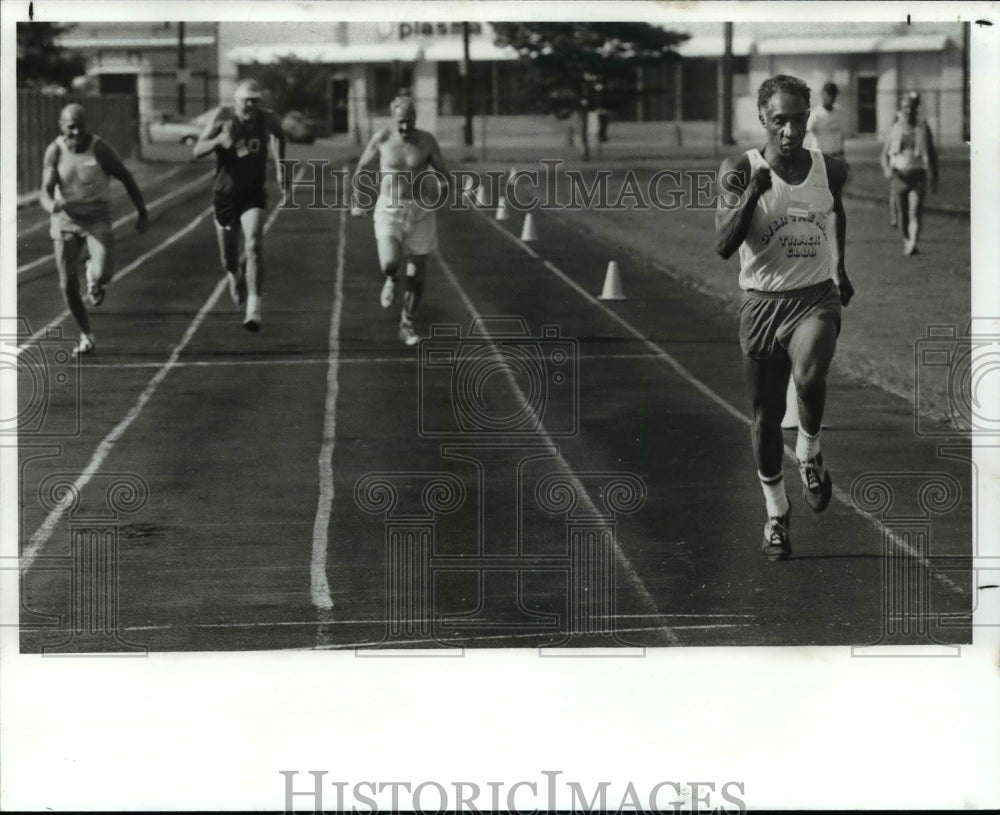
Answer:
[
  {"left": 425, "top": 133, "right": 450, "bottom": 194},
  {"left": 879, "top": 128, "right": 893, "bottom": 179},
  {"left": 825, "top": 155, "right": 854, "bottom": 307},
  {"left": 715, "top": 154, "right": 769, "bottom": 260},
  {"left": 95, "top": 139, "right": 148, "bottom": 230},
  {"left": 192, "top": 108, "right": 233, "bottom": 159},
  {"left": 39, "top": 142, "right": 62, "bottom": 215},
  {"left": 267, "top": 110, "right": 288, "bottom": 195},
  {"left": 352, "top": 131, "right": 386, "bottom": 207},
  {"left": 924, "top": 122, "right": 939, "bottom": 192}
]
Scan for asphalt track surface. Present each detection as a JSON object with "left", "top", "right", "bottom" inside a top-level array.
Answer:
[{"left": 15, "top": 146, "right": 972, "bottom": 652}]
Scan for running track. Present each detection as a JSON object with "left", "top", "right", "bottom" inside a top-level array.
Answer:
[{"left": 13, "top": 145, "right": 973, "bottom": 652}]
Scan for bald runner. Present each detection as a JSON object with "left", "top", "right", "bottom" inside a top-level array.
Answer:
[{"left": 40, "top": 103, "right": 149, "bottom": 355}]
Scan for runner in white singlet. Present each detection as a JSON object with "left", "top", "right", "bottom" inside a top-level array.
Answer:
[
  {"left": 716, "top": 75, "right": 855, "bottom": 562},
  {"left": 352, "top": 93, "right": 450, "bottom": 347},
  {"left": 40, "top": 104, "right": 149, "bottom": 356}
]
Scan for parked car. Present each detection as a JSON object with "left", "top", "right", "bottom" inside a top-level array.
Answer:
[
  {"left": 281, "top": 111, "right": 320, "bottom": 144},
  {"left": 146, "top": 109, "right": 215, "bottom": 144}
]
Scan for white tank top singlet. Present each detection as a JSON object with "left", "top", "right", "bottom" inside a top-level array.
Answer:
[
  {"left": 737, "top": 148, "right": 834, "bottom": 292},
  {"left": 54, "top": 135, "right": 111, "bottom": 220}
]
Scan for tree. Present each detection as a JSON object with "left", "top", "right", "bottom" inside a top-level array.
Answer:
[
  {"left": 492, "top": 22, "right": 689, "bottom": 160},
  {"left": 17, "top": 22, "right": 85, "bottom": 90},
  {"left": 249, "top": 57, "right": 329, "bottom": 118}
]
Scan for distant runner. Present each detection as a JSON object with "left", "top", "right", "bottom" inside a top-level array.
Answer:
[
  {"left": 352, "top": 93, "right": 450, "bottom": 346},
  {"left": 716, "top": 74, "right": 855, "bottom": 562},
  {"left": 881, "top": 91, "right": 938, "bottom": 256},
  {"left": 804, "top": 81, "right": 845, "bottom": 159},
  {"left": 193, "top": 78, "right": 288, "bottom": 330},
  {"left": 40, "top": 103, "right": 149, "bottom": 356}
]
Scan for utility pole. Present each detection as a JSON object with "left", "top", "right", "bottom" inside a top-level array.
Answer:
[
  {"left": 177, "top": 21, "right": 186, "bottom": 116},
  {"left": 721, "top": 21, "right": 734, "bottom": 145},
  {"left": 962, "top": 20, "right": 970, "bottom": 142},
  {"left": 462, "top": 22, "right": 474, "bottom": 146}
]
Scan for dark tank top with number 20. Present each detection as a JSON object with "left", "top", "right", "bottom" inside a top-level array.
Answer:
[{"left": 213, "top": 112, "right": 269, "bottom": 197}]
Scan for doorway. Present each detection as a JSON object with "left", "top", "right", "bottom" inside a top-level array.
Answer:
[
  {"left": 856, "top": 75, "right": 877, "bottom": 134},
  {"left": 330, "top": 78, "right": 349, "bottom": 134},
  {"left": 98, "top": 73, "right": 138, "bottom": 96}
]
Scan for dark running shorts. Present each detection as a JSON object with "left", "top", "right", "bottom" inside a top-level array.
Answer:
[
  {"left": 739, "top": 279, "right": 842, "bottom": 360},
  {"left": 890, "top": 168, "right": 927, "bottom": 196},
  {"left": 214, "top": 190, "right": 267, "bottom": 229}
]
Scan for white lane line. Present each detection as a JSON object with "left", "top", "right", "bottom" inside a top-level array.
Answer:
[
  {"left": 434, "top": 251, "right": 683, "bottom": 647},
  {"left": 17, "top": 170, "right": 212, "bottom": 276},
  {"left": 16, "top": 165, "right": 189, "bottom": 239},
  {"left": 108, "top": 620, "right": 753, "bottom": 636},
  {"left": 309, "top": 204, "right": 347, "bottom": 614},
  {"left": 15, "top": 206, "right": 213, "bottom": 356},
  {"left": 68, "top": 351, "right": 698, "bottom": 370},
  {"left": 20, "top": 202, "right": 287, "bottom": 572},
  {"left": 477, "top": 210, "right": 968, "bottom": 596}
]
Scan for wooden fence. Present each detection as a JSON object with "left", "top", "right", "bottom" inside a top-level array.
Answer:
[{"left": 17, "top": 91, "right": 140, "bottom": 198}]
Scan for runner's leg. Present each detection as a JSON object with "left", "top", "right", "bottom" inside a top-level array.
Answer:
[
  {"left": 54, "top": 234, "right": 91, "bottom": 335},
  {"left": 240, "top": 206, "right": 267, "bottom": 297},
  {"left": 745, "top": 355, "right": 791, "bottom": 481},
  {"left": 402, "top": 254, "right": 428, "bottom": 319},
  {"left": 906, "top": 187, "right": 923, "bottom": 252},
  {"left": 787, "top": 312, "right": 839, "bottom": 436},
  {"left": 83, "top": 221, "right": 114, "bottom": 287}
]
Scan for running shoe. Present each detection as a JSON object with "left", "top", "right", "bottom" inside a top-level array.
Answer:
[
  {"left": 799, "top": 453, "right": 832, "bottom": 513},
  {"left": 380, "top": 276, "right": 397, "bottom": 309},
  {"left": 761, "top": 509, "right": 791, "bottom": 562},
  {"left": 86, "top": 278, "right": 105, "bottom": 307},
  {"left": 72, "top": 333, "right": 95, "bottom": 357},
  {"left": 228, "top": 270, "right": 247, "bottom": 306},
  {"left": 244, "top": 295, "right": 261, "bottom": 332},
  {"left": 398, "top": 319, "right": 419, "bottom": 347}
]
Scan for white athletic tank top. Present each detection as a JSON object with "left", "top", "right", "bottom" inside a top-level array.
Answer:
[
  {"left": 54, "top": 134, "right": 111, "bottom": 218},
  {"left": 737, "top": 148, "right": 833, "bottom": 292}
]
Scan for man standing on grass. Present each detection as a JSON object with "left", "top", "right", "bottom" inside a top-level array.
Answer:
[
  {"left": 352, "top": 93, "right": 450, "bottom": 347},
  {"left": 715, "top": 75, "right": 855, "bottom": 562},
  {"left": 193, "top": 78, "right": 288, "bottom": 331},
  {"left": 40, "top": 103, "right": 149, "bottom": 356},
  {"left": 805, "top": 81, "right": 846, "bottom": 160}
]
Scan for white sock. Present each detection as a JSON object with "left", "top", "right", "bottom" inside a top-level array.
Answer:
[
  {"left": 758, "top": 472, "right": 790, "bottom": 518},
  {"left": 796, "top": 428, "right": 820, "bottom": 463}
]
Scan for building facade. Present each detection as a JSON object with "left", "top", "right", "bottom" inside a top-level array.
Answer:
[
  {"left": 53, "top": 20, "right": 968, "bottom": 147},
  {"left": 58, "top": 21, "right": 220, "bottom": 124}
]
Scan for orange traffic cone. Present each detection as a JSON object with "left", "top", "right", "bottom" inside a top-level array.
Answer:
[
  {"left": 599, "top": 260, "right": 625, "bottom": 300},
  {"left": 496, "top": 196, "right": 510, "bottom": 221},
  {"left": 520, "top": 212, "right": 538, "bottom": 241}
]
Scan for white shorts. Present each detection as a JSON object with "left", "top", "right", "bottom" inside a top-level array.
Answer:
[{"left": 373, "top": 197, "right": 437, "bottom": 257}]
